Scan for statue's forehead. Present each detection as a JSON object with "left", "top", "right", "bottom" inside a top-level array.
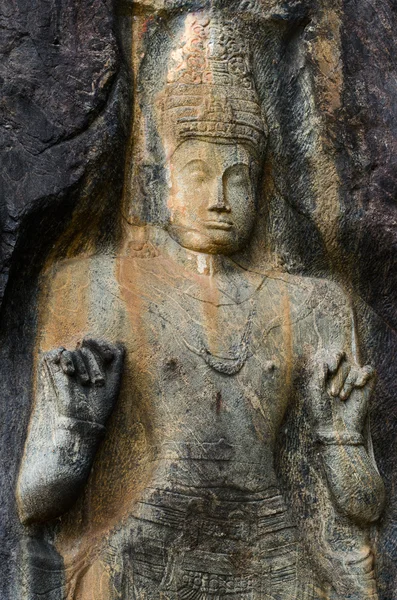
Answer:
[{"left": 172, "top": 140, "right": 252, "bottom": 170}]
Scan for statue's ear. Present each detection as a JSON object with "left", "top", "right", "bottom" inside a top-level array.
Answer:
[{"left": 134, "top": 163, "right": 170, "bottom": 226}]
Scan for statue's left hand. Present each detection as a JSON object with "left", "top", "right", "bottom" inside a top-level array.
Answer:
[
  {"left": 309, "top": 351, "right": 375, "bottom": 436},
  {"left": 307, "top": 352, "right": 385, "bottom": 526}
]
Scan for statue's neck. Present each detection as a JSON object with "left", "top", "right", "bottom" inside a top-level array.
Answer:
[
  {"left": 162, "top": 235, "right": 231, "bottom": 277},
  {"left": 122, "top": 224, "right": 241, "bottom": 278},
  {"left": 121, "top": 224, "right": 266, "bottom": 305}
]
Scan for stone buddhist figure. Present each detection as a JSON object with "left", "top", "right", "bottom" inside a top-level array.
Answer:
[{"left": 16, "top": 9, "right": 385, "bottom": 600}]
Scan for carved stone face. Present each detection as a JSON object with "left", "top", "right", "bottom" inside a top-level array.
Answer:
[{"left": 166, "top": 139, "right": 259, "bottom": 255}]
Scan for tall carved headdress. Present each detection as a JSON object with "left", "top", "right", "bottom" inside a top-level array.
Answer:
[{"left": 157, "top": 12, "right": 267, "bottom": 157}]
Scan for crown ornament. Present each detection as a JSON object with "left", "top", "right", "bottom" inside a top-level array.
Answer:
[{"left": 157, "top": 11, "right": 267, "bottom": 156}]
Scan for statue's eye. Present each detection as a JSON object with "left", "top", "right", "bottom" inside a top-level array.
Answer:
[
  {"left": 225, "top": 166, "right": 249, "bottom": 186},
  {"left": 228, "top": 173, "right": 247, "bottom": 185}
]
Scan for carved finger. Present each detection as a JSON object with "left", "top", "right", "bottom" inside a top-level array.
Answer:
[
  {"left": 106, "top": 343, "right": 125, "bottom": 386},
  {"left": 42, "top": 349, "right": 75, "bottom": 414},
  {"left": 81, "top": 347, "right": 105, "bottom": 386},
  {"left": 44, "top": 347, "right": 65, "bottom": 368},
  {"left": 72, "top": 350, "right": 90, "bottom": 386},
  {"left": 320, "top": 361, "right": 329, "bottom": 390},
  {"left": 355, "top": 365, "right": 375, "bottom": 388},
  {"left": 82, "top": 338, "right": 114, "bottom": 364},
  {"left": 326, "top": 351, "right": 346, "bottom": 376},
  {"left": 60, "top": 350, "right": 75, "bottom": 375},
  {"left": 330, "top": 361, "right": 350, "bottom": 397},
  {"left": 340, "top": 369, "right": 359, "bottom": 401},
  {"left": 112, "top": 343, "right": 125, "bottom": 366},
  {"left": 41, "top": 352, "right": 62, "bottom": 395}
]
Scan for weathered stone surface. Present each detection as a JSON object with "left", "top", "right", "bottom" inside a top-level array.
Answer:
[
  {"left": 1, "top": 1, "right": 397, "bottom": 599},
  {"left": 0, "top": 0, "right": 131, "bottom": 297},
  {"left": 0, "top": 0, "right": 129, "bottom": 595}
]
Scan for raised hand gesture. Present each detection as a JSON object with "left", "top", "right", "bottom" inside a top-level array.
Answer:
[
  {"left": 309, "top": 350, "right": 375, "bottom": 439},
  {"left": 41, "top": 338, "right": 125, "bottom": 427}
]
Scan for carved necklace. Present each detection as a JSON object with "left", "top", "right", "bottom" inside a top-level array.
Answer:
[
  {"left": 182, "top": 304, "right": 256, "bottom": 375},
  {"left": 149, "top": 253, "right": 265, "bottom": 376}
]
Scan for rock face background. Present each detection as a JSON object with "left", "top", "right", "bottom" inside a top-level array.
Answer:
[
  {"left": 1, "top": 0, "right": 397, "bottom": 597},
  {"left": 0, "top": 1, "right": 128, "bottom": 595}
]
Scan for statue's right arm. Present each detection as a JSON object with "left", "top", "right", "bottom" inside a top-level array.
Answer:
[{"left": 17, "top": 339, "right": 124, "bottom": 525}]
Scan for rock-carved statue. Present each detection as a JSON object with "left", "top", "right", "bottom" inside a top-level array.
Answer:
[{"left": 17, "top": 8, "right": 385, "bottom": 600}]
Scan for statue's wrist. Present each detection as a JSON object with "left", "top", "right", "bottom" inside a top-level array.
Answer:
[{"left": 316, "top": 428, "right": 364, "bottom": 446}]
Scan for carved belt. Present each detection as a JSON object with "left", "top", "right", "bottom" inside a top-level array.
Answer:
[{"left": 130, "top": 486, "right": 297, "bottom": 542}]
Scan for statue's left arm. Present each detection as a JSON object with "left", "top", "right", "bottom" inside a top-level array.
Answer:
[
  {"left": 307, "top": 320, "right": 385, "bottom": 525},
  {"left": 301, "top": 283, "right": 385, "bottom": 599}
]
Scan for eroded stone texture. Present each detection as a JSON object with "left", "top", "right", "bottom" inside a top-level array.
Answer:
[
  {"left": 0, "top": 0, "right": 128, "bottom": 595},
  {"left": 1, "top": 1, "right": 397, "bottom": 599}
]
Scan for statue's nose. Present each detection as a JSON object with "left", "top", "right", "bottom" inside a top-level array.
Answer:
[{"left": 208, "top": 178, "right": 231, "bottom": 213}]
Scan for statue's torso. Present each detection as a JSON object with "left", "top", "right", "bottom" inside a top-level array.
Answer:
[
  {"left": 116, "top": 251, "right": 292, "bottom": 492},
  {"left": 41, "top": 242, "right": 318, "bottom": 599}
]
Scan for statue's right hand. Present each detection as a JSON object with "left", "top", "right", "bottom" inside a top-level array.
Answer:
[{"left": 42, "top": 338, "right": 125, "bottom": 427}]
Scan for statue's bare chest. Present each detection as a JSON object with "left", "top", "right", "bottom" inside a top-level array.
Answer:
[{"left": 117, "top": 260, "right": 292, "bottom": 454}]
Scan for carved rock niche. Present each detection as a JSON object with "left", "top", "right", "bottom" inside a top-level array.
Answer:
[{"left": 2, "top": 1, "right": 397, "bottom": 599}]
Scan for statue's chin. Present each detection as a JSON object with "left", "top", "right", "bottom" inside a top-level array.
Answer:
[{"left": 167, "top": 226, "right": 242, "bottom": 256}]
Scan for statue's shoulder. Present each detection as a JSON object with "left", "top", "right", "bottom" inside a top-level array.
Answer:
[
  {"left": 38, "top": 253, "right": 121, "bottom": 349},
  {"left": 263, "top": 272, "right": 352, "bottom": 352},
  {"left": 289, "top": 273, "right": 348, "bottom": 306},
  {"left": 265, "top": 270, "right": 350, "bottom": 321},
  {"left": 40, "top": 253, "right": 116, "bottom": 299}
]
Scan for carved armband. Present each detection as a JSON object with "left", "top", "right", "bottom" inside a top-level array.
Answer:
[{"left": 316, "top": 429, "right": 364, "bottom": 446}]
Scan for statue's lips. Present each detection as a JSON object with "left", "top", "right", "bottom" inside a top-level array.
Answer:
[{"left": 205, "top": 220, "right": 233, "bottom": 231}]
